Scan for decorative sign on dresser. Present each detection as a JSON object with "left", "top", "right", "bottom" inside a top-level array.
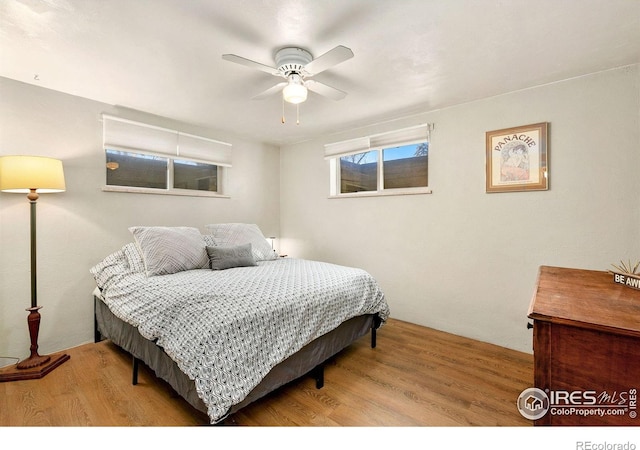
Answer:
[
  {"left": 525, "top": 266, "right": 639, "bottom": 426},
  {"left": 610, "top": 260, "right": 640, "bottom": 291}
]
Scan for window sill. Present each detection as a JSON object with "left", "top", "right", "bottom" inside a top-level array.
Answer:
[
  {"left": 102, "top": 185, "right": 230, "bottom": 198},
  {"left": 329, "top": 188, "right": 432, "bottom": 199}
]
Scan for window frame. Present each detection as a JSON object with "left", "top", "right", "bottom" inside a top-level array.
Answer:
[
  {"left": 103, "top": 147, "right": 229, "bottom": 198},
  {"left": 329, "top": 137, "right": 432, "bottom": 198},
  {"left": 102, "top": 115, "right": 232, "bottom": 198}
]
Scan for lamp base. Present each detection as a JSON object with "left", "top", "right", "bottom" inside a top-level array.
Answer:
[
  {"left": 17, "top": 353, "right": 50, "bottom": 369},
  {"left": 0, "top": 352, "right": 70, "bottom": 382}
]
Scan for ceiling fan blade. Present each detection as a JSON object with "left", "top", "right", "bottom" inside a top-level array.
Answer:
[
  {"left": 222, "top": 54, "right": 279, "bottom": 75},
  {"left": 304, "top": 45, "right": 354, "bottom": 76},
  {"left": 252, "top": 82, "right": 287, "bottom": 100},
  {"left": 305, "top": 80, "right": 347, "bottom": 100}
]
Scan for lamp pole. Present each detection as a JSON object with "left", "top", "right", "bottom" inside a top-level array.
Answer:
[
  {"left": 29, "top": 189, "right": 38, "bottom": 308},
  {"left": 17, "top": 189, "right": 51, "bottom": 369}
]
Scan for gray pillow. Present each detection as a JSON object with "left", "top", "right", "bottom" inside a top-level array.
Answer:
[
  {"left": 129, "top": 226, "right": 210, "bottom": 276},
  {"left": 207, "top": 244, "right": 257, "bottom": 270}
]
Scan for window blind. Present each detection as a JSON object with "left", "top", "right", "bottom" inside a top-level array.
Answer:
[
  {"left": 102, "top": 115, "right": 232, "bottom": 166},
  {"left": 324, "top": 123, "right": 432, "bottom": 159},
  {"left": 323, "top": 136, "right": 370, "bottom": 159},
  {"left": 176, "top": 132, "right": 232, "bottom": 166}
]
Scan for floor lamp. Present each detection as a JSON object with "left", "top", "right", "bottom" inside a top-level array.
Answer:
[{"left": 0, "top": 155, "right": 70, "bottom": 382}]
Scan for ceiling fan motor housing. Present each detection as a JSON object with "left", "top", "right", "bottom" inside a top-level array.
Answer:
[{"left": 275, "top": 47, "right": 313, "bottom": 76}]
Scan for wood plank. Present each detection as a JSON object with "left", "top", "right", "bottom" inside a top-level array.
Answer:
[{"left": 0, "top": 318, "right": 533, "bottom": 426}]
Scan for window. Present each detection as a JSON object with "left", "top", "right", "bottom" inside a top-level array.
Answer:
[
  {"left": 173, "top": 159, "right": 218, "bottom": 192},
  {"left": 102, "top": 115, "right": 231, "bottom": 197},
  {"left": 326, "top": 124, "right": 432, "bottom": 197},
  {"left": 340, "top": 150, "right": 378, "bottom": 193},
  {"left": 106, "top": 150, "right": 168, "bottom": 189},
  {"left": 382, "top": 143, "right": 428, "bottom": 189}
]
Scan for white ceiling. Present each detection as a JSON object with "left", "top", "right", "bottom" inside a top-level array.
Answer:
[{"left": 1, "top": 0, "right": 639, "bottom": 146}]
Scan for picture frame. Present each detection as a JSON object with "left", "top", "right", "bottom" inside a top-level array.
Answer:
[{"left": 485, "top": 122, "right": 548, "bottom": 193}]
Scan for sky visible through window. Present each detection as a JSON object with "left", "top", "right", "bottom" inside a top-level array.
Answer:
[
  {"left": 342, "top": 143, "right": 428, "bottom": 164},
  {"left": 385, "top": 143, "right": 426, "bottom": 160}
]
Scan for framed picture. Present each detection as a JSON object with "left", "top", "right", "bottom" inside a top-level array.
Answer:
[{"left": 485, "top": 122, "right": 548, "bottom": 193}]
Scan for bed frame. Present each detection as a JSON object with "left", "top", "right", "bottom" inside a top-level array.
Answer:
[{"left": 94, "top": 293, "right": 381, "bottom": 423}]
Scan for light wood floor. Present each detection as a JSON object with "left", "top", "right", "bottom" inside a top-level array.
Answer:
[{"left": 0, "top": 318, "right": 533, "bottom": 426}]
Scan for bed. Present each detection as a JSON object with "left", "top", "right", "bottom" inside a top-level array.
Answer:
[{"left": 90, "top": 224, "right": 390, "bottom": 424}]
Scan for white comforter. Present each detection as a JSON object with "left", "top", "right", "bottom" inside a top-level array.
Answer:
[{"left": 98, "top": 257, "right": 389, "bottom": 423}]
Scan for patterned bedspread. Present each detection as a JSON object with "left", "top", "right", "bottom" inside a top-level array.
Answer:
[{"left": 98, "top": 257, "right": 389, "bottom": 423}]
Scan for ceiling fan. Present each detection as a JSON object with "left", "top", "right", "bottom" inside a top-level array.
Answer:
[{"left": 222, "top": 45, "right": 354, "bottom": 105}]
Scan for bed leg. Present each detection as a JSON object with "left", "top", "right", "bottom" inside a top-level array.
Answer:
[
  {"left": 313, "top": 364, "right": 324, "bottom": 389},
  {"left": 94, "top": 319, "right": 102, "bottom": 343},
  {"left": 93, "top": 296, "right": 102, "bottom": 343},
  {"left": 132, "top": 356, "right": 139, "bottom": 385},
  {"left": 371, "top": 314, "right": 382, "bottom": 348}
]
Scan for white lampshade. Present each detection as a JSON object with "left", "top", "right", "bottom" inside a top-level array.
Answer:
[
  {"left": 0, "top": 155, "right": 66, "bottom": 193},
  {"left": 283, "top": 79, "right": 308, "bottom": 104}
]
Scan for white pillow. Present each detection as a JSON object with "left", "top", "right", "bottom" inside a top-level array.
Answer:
[
  {"left": 123, "top": 242, "right": 145, "bottom": 273},
  {"left": 205, "top": 223, "right": 278, "bottom": 261},
  {"left": 129, "top": 226, "right": 210, "bottom": 276},
  {"left": 89, "top": 247, "right": 129, "bottom": 290}
]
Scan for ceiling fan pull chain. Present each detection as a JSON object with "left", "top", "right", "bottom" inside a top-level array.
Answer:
[{"left": 296, "top": 103, "right": 300, "bottom": 125}]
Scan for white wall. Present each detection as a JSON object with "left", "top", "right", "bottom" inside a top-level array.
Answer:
[
  {"left": 279, "top": 65, "right": 640, "bottom": 353},
  {"left": 2, "top": 65, "right": 638, "bottom": 361},
  {"left": 0, "top": 77, "right": 280, "bottom": 361}
]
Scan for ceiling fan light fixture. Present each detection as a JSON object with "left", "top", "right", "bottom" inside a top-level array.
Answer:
[
  {"left": 283, "top": 83, "right": 307, "bottom": 104},
  {"left": 283, "top": 74, "right": 307, "bottom": 104}
]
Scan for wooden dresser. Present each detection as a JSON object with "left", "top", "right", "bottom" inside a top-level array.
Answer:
[{"left": 528, "top": 265, "right": 640, "bottom": 426}]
